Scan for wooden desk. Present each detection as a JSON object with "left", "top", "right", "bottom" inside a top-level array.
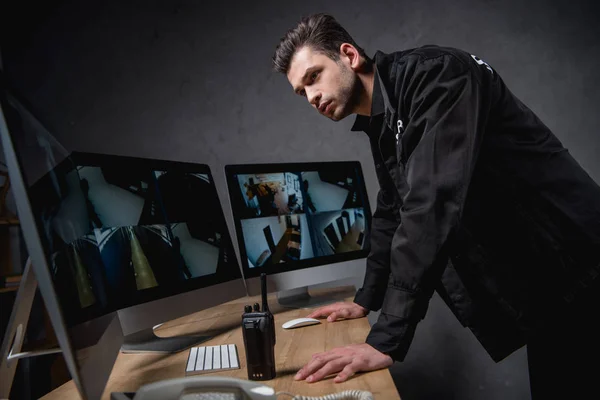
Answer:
[
  {"left": 272, "top": 228, "right": 301, "bottom": 264},
  {"left": 42, "top": 287, "right": 401, "bottom": 399},
  {"left": 336, "top": 218, "right": 364, "bottom": 254}
]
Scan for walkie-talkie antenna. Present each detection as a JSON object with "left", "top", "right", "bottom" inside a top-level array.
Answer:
[{"left": 260, "top": 273, "right": 270, "bottom": 313}]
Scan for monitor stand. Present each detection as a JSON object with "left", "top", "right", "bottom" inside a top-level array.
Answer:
[
  {"left": 1, "top": 259, "right": 62, "bottom": 397},
  {"left": 121, "top": 325, "right": 213, "bottom": 354},
  {"left": 276, "top": 286, "right": 340, "bottom": 309}
]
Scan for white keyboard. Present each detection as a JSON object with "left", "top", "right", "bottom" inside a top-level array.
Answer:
[{"left": 185, "top": 344, "right": 240, "bottom": 376}]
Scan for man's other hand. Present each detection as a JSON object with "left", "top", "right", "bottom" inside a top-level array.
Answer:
[
  {"left": 295, "top": 343, "right": 393, "bottom": 383},
  {"left": 306, "top": 301, "right": 368, "bottom": 322}
]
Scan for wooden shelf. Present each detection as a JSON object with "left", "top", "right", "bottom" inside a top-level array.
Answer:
[
  {"left": 1, "top": 211, "right": 20, "bottom": 277},
  {"left": 0, "top": 212, "right": 19, "bottom": 226},
  {"left": 0, "top": 274, "right": 22, "bottom": 293}
]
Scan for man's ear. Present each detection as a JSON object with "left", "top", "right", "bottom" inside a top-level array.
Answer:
[{"left": 339, "top": 43, "right": 362, "bottom": 71}]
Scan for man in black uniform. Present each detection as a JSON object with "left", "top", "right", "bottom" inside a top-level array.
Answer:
[{"left": 272, "top": 14, "right": 600, "bottom": 398}]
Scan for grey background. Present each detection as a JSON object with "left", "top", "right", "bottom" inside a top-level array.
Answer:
[{"left": 2, "top": 0, "right": 599, "bottom": 398}]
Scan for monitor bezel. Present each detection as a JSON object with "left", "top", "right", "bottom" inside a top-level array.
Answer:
[{"left": 225, "top": 161, "right": 372, "bottom": 279}]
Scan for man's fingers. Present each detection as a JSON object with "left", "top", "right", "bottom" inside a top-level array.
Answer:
[
  {"left": 299, "top": 343, "right": 388, "bottom": 384},
  {"left": 333, "top": 362, "right": 360, "bottom": 383},
  {"left": 295, "top": 353, "right": 343, "bottom": 380},
  {"left": 303, "top": 353, "right": 342, "bottom": 375},
  {"left": 305, "top": 357, "right": 352, "bottom": 383},
  {"left": 328, "top": 308, "right": 352, "bottom": 322},
  {"left": 306, "top": 310, "right": 326, "bottom": 318},
  {"left": 307, "top": 305, "right": 335, "bottom": 319},
  {"left": 307, "top": 302, "right": 350, "bottom": 319}
]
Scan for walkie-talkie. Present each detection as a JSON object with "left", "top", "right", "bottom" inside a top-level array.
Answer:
[{"left": 241, "top": 273, "right": 276, "bottom": 380}]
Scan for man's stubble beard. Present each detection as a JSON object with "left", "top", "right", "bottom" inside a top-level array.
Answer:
[{"left": 331, "top": 62, "right": 362, "bottom": 122}]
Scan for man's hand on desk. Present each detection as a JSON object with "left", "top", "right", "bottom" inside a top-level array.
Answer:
[
  {"left": 306, "top": 301, "right": 368, "bottom": 322},
  {"left": 294, "top": 343, "right": 393, "bottom": 383}
]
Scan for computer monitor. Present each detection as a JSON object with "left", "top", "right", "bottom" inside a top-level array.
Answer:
[
  {"left": 0, "top": 88, "right": 121, "bottom": 400},
  {"left": 0, "top": 88, "right": 246, "bottom": 398},
  {"left": 67, "top": 151, "right": 247, "bottom": 353},
  {"left": 225, "top": 162, "right": 372, "bottom": 307}
]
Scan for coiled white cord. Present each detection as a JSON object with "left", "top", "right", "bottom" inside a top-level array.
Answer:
[{"left": 276, "top": 390, "right": 374, "bottom": 400}]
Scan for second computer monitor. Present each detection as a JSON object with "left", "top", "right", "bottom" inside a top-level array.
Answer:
[
  {"left": 28, "top": 149, "right": 246, "bottom": 353},
  {"left": 67, "top": 152, "right": 247, "bottom": 350},
  {"left": 225, "top": 162, "right": 372, "bottom": 305}
]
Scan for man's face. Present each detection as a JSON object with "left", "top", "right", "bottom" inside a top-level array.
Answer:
[{"left": 287, "top": 46, "right": 360, "bottom": 121}]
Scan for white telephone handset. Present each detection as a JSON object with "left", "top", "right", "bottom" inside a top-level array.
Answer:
[{"left": 111, "top": 376, "right": 374, "bottom": 400}]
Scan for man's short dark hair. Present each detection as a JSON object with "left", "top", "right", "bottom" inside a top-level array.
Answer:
[{"left": 272, "top": 13, "right": 369, "bottom": 74}]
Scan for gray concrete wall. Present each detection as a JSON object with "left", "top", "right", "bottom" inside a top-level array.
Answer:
[{"left": 3, "top": 0, "right": 599, "bottom": 398}]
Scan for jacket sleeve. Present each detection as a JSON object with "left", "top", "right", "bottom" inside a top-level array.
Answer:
[
  {"left": 353, "top": 183, "right": 400, "bottom": 311},
  {"left": 366, "top": 55, "right": 488, "bottom": 360}
]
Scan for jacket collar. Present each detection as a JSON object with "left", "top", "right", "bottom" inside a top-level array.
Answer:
[{"left": 351, "top": 51, "right": 396, "bottom": 133}]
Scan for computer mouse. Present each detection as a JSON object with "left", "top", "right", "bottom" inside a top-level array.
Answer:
[{"left": 281, "top": 317, "right": 321, "bottom": 329}]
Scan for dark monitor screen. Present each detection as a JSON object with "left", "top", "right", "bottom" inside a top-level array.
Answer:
[
  {"left": 225, "top": 162, "right": 372, "bottom": 278},
  {"left": 29, "top": 151, "right": 242, "bottom": 327}
]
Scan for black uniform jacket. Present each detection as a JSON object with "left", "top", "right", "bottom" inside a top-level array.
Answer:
[{"left": 352, "top": 46, "right": 600, "bottom": 362}]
